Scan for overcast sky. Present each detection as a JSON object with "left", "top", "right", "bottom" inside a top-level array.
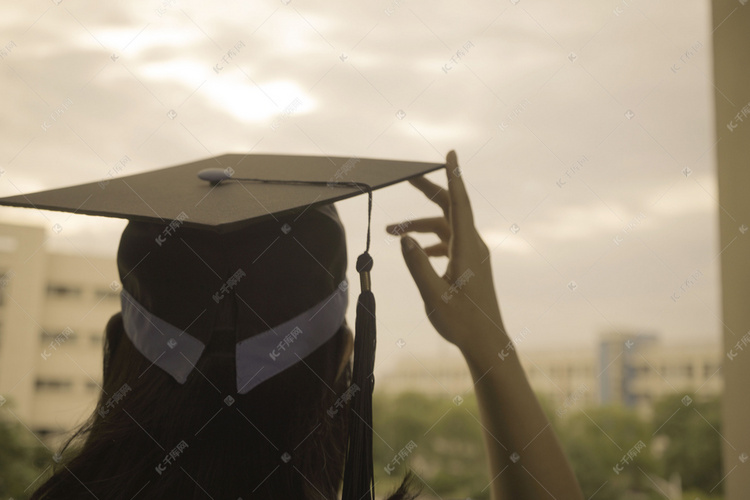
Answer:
[{"left": 0, "top": 0, "right": 723, "bottom": 375}]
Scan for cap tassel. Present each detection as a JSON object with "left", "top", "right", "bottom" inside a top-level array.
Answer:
[{"left": 343, "top": 251, "right": 376, "bottom": 500}]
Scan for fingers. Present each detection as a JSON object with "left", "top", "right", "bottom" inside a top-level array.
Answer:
[
  {"left": 386, "top": 217, "right": 450, "bottom": 242},
  {"left": 445, "top": 150, "right": 475, "bottom": 241},
  {"left": 423, "top": 242, "right": 448, "bottom": 257},
  {"left": 399, "top": 236, "right": 442, "bottom": 303},
  {"left": 406, "top": 151, "right": 474, "bottom": 231},
  {"left": 408, "top": 176, "right": 450, "bottom": 216}
]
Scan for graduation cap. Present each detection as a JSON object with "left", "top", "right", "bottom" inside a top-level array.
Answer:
[{"left": 0, "top": 153, "right": 444, "bottom": 500}]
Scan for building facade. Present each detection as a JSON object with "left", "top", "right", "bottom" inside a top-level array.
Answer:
[{"left": 0, "top": 222, "right": 120, "bottom": 444}]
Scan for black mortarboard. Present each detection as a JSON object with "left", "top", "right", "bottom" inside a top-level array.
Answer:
[
  {"left": 0, "top": 153, "right": 444, "bottom": 500},
  {"left": 0, "top": 154, "right": 440, "bottom": 232}
]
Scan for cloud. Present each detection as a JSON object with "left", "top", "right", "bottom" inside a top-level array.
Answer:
[{"left": 0, "top": 0, "right": 720, "bottom": 354}]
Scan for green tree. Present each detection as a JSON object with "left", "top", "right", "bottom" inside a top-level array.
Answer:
[
  {"left": 651, "top": 394, "right": 723, "bottom": 495},
  {"left": 373, "top": 390, "right": 490, "bottom": 499},
  {"left": 0, "top": 416, "right": 52, "bottom": 499},
  {"left": 553, "top": 405, "right": 658, "bottom": 500},
  {"left": 372, "top": 390, "right": 725, "bottom": 500}
]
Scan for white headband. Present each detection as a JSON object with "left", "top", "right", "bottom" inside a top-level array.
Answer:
[{"left": 120, "top": 283, "right": 348, "bottom": 393}]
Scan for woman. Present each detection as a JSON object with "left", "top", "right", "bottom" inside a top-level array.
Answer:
[{"left": 31, "top": 151, "right": 582, "bottom": 499}]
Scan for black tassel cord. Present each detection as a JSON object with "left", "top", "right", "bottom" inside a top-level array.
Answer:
[
  {"left": 343, "top": 276, "right": 375, "bottom": 500},
  {"left": 342, "top": 220, "right": 377, "bottom": 499}
]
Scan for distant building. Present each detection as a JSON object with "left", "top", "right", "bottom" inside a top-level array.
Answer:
[
  {"left": 0, "top": 223, "right": 120, "bottom": 445},
  {"left": 521, "top": 348, "right": 599, "bottom": 409},
  {"left": 596, "top": 331, "right": 722, "bottom": 412},
  {"left": 380, "top": 332, "right": 722, "bottom": 415}
]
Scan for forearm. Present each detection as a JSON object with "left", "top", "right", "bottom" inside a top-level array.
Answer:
[{"left": 461, "top": 333, "right": 583, "bottom": 500}]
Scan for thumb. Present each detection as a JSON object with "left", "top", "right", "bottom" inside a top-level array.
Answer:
[{"left": 400, "top": 236, "right": 442, "bottom": 303}]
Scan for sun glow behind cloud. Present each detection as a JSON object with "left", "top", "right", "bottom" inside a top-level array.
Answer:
[
  {"left": 201, "top": 78, "right": 315, "bottom": 123},
  {"left": 138, "top": 60, "right": 315, "bottom": 123}
]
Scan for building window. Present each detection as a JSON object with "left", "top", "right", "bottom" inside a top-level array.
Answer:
[
  {"left": 40, "top": 329, "right": 77, "bottom": 344},
  {"left": 40, "top": 331, "right": 56, "bottom": 343},
  {"left": 85, "top": 380, "right": 101, "bottom": 391},
  {"left": 704, "top": 363, "right": 719, "bottom": 378},
  {"left": 94, "top": 288, "right": 120, "bottom": 300},
  {"left": 46, "top": 284, "right": 83, "bottom": 298},
  {"left": 35, "top": 378, "right": 73, "bottom": 391}
]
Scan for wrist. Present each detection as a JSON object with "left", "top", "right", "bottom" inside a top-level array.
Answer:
[{"left": 458, "top": 327, "right": 515, "bottom": 370}]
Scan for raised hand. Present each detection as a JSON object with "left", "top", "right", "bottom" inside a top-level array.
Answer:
[{"left": 386, "top": 150, "right": 506, "bottom": 352}]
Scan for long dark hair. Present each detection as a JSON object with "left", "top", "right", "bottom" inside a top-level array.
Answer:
[{"left": 31, "top": 313, "right": 419, "bottom": 499}]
